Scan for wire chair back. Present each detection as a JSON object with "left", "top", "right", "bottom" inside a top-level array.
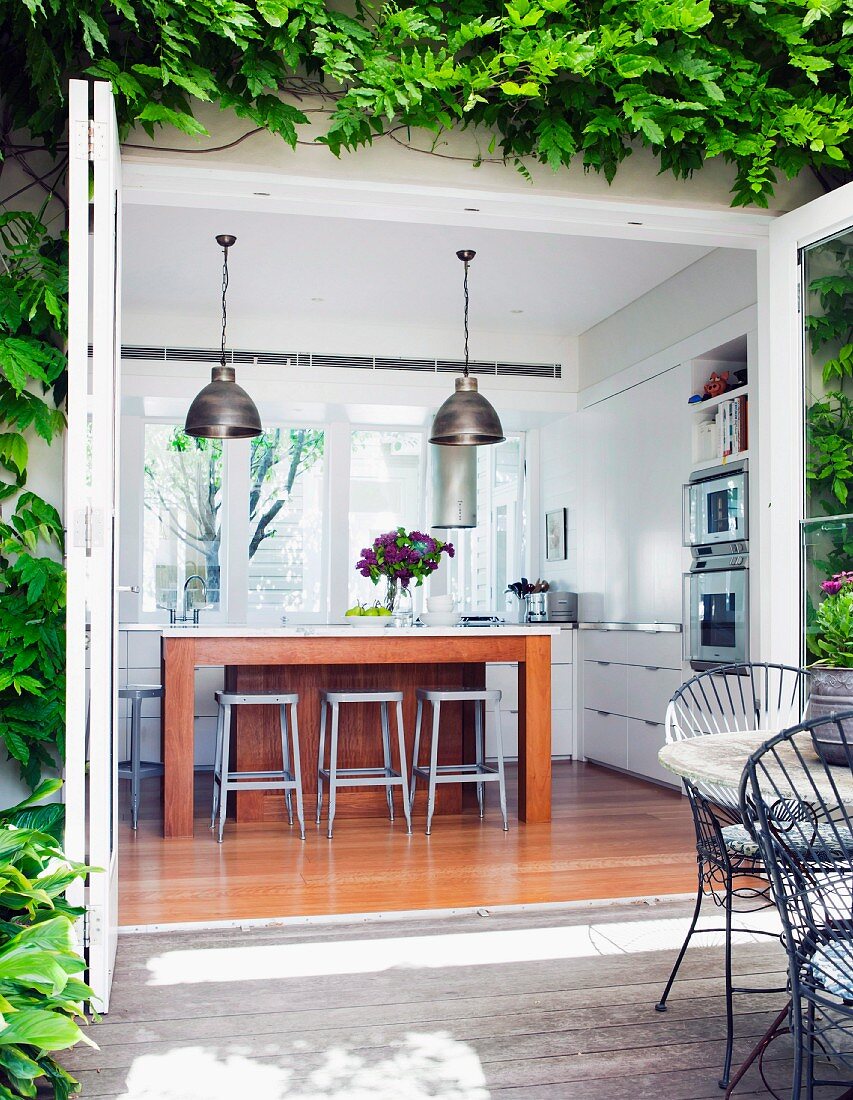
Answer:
[
  {"left": 667, "top": 663, "right": 811, "bottom": 818},
  {"left": 739, "top": 712, "right": 853, "bottom": 1086}
]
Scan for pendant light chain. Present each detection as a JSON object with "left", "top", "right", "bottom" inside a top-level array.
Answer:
[
  {"left": 462, "top": 258, "right": 470, "bottom": 377},
  {"left": 220, "top": 242, "right": 230, "bottom": 368}
]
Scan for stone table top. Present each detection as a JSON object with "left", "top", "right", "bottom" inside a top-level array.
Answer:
[{"left": 659, "top": 729, "right": 853, "bottom": 805}]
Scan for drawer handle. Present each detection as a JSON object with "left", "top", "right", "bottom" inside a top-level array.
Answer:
[
  {"left": 597, "top": 660, "right": 611, "bottom": 666},
  {"left": 644, "top": 665, "right": 659, "bottom": 672},
  {"left": 644, "top": 720, "right": 661, "bottom": 727},
  {"left": 597, "top": 710, "right": 610, "bottom": 717}
]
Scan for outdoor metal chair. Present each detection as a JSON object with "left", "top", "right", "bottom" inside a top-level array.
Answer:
[
  {"left": 740, "top": 712, "right": 853, "bottom": 1100},
  {"left": 656, "top": 662, "right": 810, "bottom": 1089}
]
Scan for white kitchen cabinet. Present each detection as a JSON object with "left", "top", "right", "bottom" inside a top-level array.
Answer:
[
  {"left": 627, "top": 718, "right": 679, "bottom": 787},
  {"left": 580, "top": 627, "right": 685, "bottom": 785},
  {"left": 626, "top": 665, "right": 684, "bottom": 724},
  {"left": 625, "top": 631, "right": 682, "bottom": 670},
  {"left": 583, "top": 658, "right": 628, "bottom": 715},
  {"left": 485, "top": 627, "right": 575, "bottom": 759},
  {"left": 583, "top": 709, "right": 628, "bottom": 770}
]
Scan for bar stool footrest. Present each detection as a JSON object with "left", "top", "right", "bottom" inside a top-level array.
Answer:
[
  {"left": 118, "top": 760, "right": 164, "bottom": 778},
  {"left": 319, "top": 766, "right": 405, "bottom": 787},
  {"left": 412, "top": 763, "right": 500, "bottom": 782}
]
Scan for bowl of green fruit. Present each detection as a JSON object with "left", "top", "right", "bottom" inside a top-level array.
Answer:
[{"left": 344, "top": 602, "right": 393, "bottom": 628}]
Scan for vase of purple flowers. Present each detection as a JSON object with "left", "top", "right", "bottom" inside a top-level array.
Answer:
[{"left": 356, "top": 528, "right": 455, "bottom": 623}]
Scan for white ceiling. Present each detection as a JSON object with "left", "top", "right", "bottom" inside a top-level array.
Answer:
[{"left": 122, "top": 205, "right": 715, "bottom": 339}]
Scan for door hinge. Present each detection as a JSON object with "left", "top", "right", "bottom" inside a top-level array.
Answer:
[
  {"left": 73, "top": 506, "right": 104, "bottom": 554},
  {"left": 85, "top": 905, "right": 103, "bottom": 948},
  {"left": 71, "top": 119, "right": 107, "bottom": 162}
]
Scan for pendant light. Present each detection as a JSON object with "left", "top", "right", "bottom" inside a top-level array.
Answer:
[
  {"left": 185, "top": 234, "right": 262, "bottom": 439},
  {"left": 429, "top": 250, "right": 505, "bottom": 447}
]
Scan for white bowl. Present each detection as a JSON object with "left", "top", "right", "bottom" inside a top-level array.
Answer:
[
  {"left": 344, "top": 616, "right": 392, "bottom": 629},
  {"left": 420, "top": 611, "right": 462, "bottom": 628},
  {"left": 426, "top": 595, "right": 454, "bottom": 612}
]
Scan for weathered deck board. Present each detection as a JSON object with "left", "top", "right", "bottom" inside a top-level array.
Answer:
[{"left": 61, "top": 897, "right": 812, "bottom": 1099}]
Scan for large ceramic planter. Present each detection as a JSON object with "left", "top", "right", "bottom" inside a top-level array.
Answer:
[{"left": 808, "top": 667, "right": 853, "bottom": 764}]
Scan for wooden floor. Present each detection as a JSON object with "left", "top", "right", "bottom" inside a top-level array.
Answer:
[
  {"left": 65, "top": 897, "right": 826, "bottom": 1098},
  {"left": 119, "top": 762, "right": 700, "bottom": 926}
]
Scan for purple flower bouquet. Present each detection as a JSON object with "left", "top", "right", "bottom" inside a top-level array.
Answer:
[{"left": 356, "top": 527, "right": 455, "bottom": 610}]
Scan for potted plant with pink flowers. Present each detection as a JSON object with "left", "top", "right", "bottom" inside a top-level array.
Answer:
[
  {"left": 809, "top": 571, "right": 853, "bottom": 763},
  {"left": 356, "top": 528, "right": 454, "bottom": 619}
]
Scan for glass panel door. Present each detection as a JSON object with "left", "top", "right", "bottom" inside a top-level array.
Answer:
[{"left": 801, "top": 227, "right": 853, "bottom": 663}]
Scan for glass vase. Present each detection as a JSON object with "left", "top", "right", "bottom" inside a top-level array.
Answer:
[{"left": 385, "top": 576, "right": 413, "bottom": 628}]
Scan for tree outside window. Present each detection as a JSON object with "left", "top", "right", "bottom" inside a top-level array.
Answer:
[{"left": 142, "top": 426, "right": 323, "bottom": 615}]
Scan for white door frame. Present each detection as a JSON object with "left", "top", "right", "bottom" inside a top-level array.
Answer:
[
  {"left": 758, "top": 182, "right": 853, "bottom": 666},
  {"left": 65, "top": 79, "right": 123, "bottom": 1010}
]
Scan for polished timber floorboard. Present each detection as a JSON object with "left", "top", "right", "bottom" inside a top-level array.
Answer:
[
  {"left": 65, "top": 898, "right": 816, "bottom": 1099},
  {"left": 119, "top": 762, "right": 700, "bottom": 927}
]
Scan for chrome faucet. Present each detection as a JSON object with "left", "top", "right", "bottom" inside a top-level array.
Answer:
[{"left": 181, "top": 575, "right": 207, "bottom": 624}]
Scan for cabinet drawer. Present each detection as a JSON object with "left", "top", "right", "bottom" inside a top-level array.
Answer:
[
  {"left": 551, "top": 666, "right": 573, "bottom": 711},
  {"left": 584, "top": 659, "right": 628, "bottom": 715},
  {"left": 551, "top": 629, "right": 575, "bottom": 665},
  {"left": 486, "top": 709, "right": 518, "bottom": 759},
  {"left": 583, "top": 709, "right": 628, "bottom": 769},
  {"left": 485, "top": 664, "right": 518, "bottom": 711},
  {"left": 626, "top": 631, "right": 683, "bottom": 670},
  {"left": 552, "top": 709, "right": 573, "bottom": 757},
  {"left": 582, "top": 629, "right": 628, "bottom": 663},
  {"left": 626, "top": 665, "right": 684, "bottom": 724},
  {"left": 627, "top": 718, "right": 679, "bottom": 787}
]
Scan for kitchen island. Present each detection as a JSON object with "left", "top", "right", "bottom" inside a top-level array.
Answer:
[{"left": 161, "top": 625, "right": 555, "bottom": 838}]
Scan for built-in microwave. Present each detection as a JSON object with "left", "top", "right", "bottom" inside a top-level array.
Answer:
[
  {"left": 684, "top": 554, "right": 749, "bottom": 670},
  {"left": 684, "top": 463, "right": 748, "bottom": 548}
]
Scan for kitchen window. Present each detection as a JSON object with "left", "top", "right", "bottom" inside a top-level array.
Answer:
[
  {"left": 141, "top": 425, "right": 223, "bottom": 615},
  {"left": 133, "top": 419, "right": 525, "bottom": 622},
  {"left": 348, "top": 430, "right": 425, "bottom": 607},
  {"left": 247, "top": 428, "right": 326, "bottom": 615}
]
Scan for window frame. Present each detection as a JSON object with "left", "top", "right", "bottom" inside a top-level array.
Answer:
[{"left": 130, "top": 415, "right": 526, "bottom": 626}]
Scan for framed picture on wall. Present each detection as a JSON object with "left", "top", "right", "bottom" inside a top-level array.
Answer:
[{"left": 546, "top": 508, "right": 567, "bottom": 562}]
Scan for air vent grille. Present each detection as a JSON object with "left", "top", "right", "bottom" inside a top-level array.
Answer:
[{"left": 115, "top": 345, "right": 562, "bottom": 380}]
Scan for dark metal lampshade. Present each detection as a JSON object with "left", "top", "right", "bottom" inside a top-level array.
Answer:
[
  {"left": 429, "top": 376, "right": 505, "bottom": 446},
  {"left": 185, "top": 365, "right": 263, "bottom": 439},
  {"left": 185, "top": 232, "right": 263, "bottom": 439}
]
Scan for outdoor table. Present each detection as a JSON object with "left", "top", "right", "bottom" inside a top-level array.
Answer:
[{"left": 658, "top": 728, "right": 853, "bottom": 804}]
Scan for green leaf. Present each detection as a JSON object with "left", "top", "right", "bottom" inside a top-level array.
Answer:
[{"left": 0, "top": 1008, "right": 90, "bottom": 1052}]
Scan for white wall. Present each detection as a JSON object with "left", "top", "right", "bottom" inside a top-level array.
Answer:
[
  {"left": 539, "top": 248, "right": 758, "bottom": 626},
  {"left": 578, "top": 249, "right": 757, "bottom": 390}
]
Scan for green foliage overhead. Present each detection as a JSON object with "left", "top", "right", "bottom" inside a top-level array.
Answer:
[
  {"left": 0, "top": 780, "right": 94, "bottom": 1099},
  {"left": 2, "top": 0, "right": 853, "bottom": 206}
]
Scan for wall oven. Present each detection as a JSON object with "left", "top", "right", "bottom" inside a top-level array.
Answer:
[
  {"left": 684, "top": 463, "right": 748, "bottom": 549},
  {"left": 684, "top": 552, "right": 749, "bottom": 670}
]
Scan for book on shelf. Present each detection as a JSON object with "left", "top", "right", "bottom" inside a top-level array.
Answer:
[{"left": 711, "top": 394, "right": 748, "bottom": 462}]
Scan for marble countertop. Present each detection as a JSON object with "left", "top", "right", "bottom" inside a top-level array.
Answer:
[{"left": 157, "top": 623, "right": 561, "bottom": 638}]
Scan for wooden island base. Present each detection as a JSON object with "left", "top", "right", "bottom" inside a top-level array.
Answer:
[
  {"left": 227, "top": 661, "right": 483, "bottom": 822},
  {"left": 162, "top": 628, "right": 553, "bottom": 839}
]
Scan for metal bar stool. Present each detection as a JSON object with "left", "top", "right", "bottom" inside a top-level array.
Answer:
[
  {"left": 117, "top": 685, "right": 165, "bottom": 830},
  {"left": 410, "top": 687, "right": 508, "bottom": 835},
  {"left": 316, "top": 689, "right": 412, "bottom": 839},
  {"left": 211, "top": 690, "right": 305, "bottom": 844}
]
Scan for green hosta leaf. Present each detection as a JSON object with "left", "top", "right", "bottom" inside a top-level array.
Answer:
[{"left": 0, "top": 1007, "right": 90, "bottom": 1052}]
